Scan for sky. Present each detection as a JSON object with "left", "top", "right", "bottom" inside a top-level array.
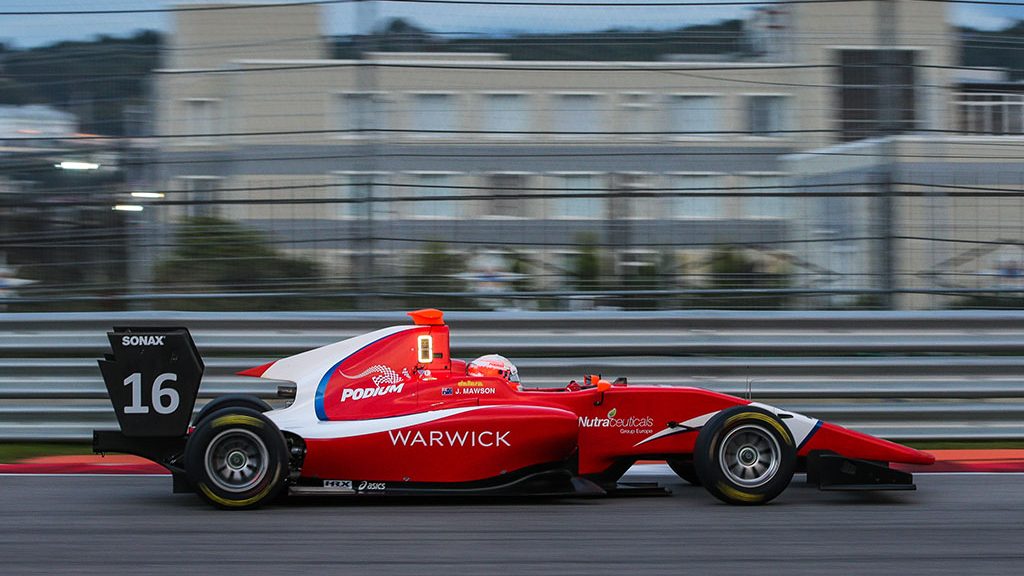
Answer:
[{"left": 1, "top": 0, "right": 1023, "bottom": 49}]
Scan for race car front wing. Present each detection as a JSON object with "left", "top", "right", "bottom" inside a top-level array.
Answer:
[{"left": 806, "top": 451, "right": 916, "bottom": 491}]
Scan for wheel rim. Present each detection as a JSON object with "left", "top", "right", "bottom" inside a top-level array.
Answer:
[
  {"left": 718, "top": 424, "right": 781, "bottom": 488},
  {"left": 204, "top": 429, "right": 269, "bottom": 493}
]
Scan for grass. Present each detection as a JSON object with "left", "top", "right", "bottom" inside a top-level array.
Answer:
[{"left": 0, "top": 443, "right": 92, "bottom": 464}]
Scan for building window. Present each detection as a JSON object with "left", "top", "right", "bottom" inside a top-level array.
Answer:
[
  {"left": 957, "top": 93, "right": 1024, "bottom": 135},
  {"left": 549, "top": 174, "right": 604, "bottom": 219},
  {"left": 667, "top": 95, "right": 720, "bottom": 137},
  {"left": 483, "top": 94, "right": 529, "bottom": 137},
  {"left": 620, "top": 93, "right": 655, "bottom": 139},
  {"left": 667, "top": 174, "right": 723, "bottom": 219},
  {"left": 744, "top": 174, "right": 790, "bottom": 219},
  {"left": 332, "top": 93, "right": 388, "bottom": 136},
  {"left": 835, "top": 49, "right": 918, "bottom": 142},
  {"left": 179, "top": 177, "right": 221, "bottom": 219},
  {"left": 400, "top": 173, "right": 463, "bottom": 219},
  {"left": 182, "top": 99, "right": 219, "bottom": 144},
  {"left": 483, "top": 173, "right": 531, "bottom": 218},
  {"left": 411, "top": 93, "right": 456, "bottom": 138},
  {"left": 747, "top": 95, "right": 789, "bottom": 136},
  {"left": 553, "top": 94, "right": 600, "bottom": 136}
]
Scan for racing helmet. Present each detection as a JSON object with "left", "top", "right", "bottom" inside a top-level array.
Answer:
[{"left": 468, "top": 354, "right": 520, "bottom": 389}]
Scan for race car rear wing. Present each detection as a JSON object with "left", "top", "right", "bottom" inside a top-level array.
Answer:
[
  {"left": 98, "top": 326, "right": 205, "bottom": 438},
  {"left": 94, "top": 327, "right": 205, "bottom": 487}
]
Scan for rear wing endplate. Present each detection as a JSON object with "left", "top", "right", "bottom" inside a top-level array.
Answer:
[{"left": 98, "top": 327, "right": 204, "bottom": 438}]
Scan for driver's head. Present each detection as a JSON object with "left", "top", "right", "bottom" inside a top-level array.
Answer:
[{"left": 468, "top": 354, "right": 520, "bottom": 390}]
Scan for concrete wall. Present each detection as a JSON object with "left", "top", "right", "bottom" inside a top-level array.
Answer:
[{"left": 166, "top": 3, "right": 325, "bottom": 70}]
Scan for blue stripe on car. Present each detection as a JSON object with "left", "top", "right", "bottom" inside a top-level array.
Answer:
[{"left": 797, "top": 420, "right": 823, "bottom": 452}]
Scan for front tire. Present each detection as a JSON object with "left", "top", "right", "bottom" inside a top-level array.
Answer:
[
  {"left": 694, "top": 406, "right": 795, "bottom": 505},
  {"left": 185, "top": 407, "right": 288, "bottom": 509}
]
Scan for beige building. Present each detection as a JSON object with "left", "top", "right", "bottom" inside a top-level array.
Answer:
[{"left": 150, "top": 1, "right": 1022, "bottom": 307}]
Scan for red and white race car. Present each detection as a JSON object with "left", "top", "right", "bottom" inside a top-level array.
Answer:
[{"left": 94, "top": 309, "right": 934, "bottom": 508}]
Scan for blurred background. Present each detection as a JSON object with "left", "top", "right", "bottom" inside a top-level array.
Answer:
[{"left": 2, "top": 0, "right": 1024, "bottom": 312}]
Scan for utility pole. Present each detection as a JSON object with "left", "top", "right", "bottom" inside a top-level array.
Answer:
[
  {"left": 877, "top": 0, "right": 899, "bottom": 308},
  {"left": 355, "top": 0, "right": 379, "bottom": 308}
]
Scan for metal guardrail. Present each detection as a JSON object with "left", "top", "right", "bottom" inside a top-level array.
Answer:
[{"left": 2, "top": 310, "right": 1023, "bottom": 442}]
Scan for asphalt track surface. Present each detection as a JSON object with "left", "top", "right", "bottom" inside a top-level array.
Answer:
[{"left": 2, "top": 470, "right": 1022, "bottom": 576}]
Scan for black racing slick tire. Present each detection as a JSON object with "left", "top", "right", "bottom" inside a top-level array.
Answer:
[
  {"left": 666, "top": 458, "right": 701, "bottom": 486},
  {"left": 694, "top": 406, "right": 796, "bottom": 505},
  {"left": 192, "top": 394, "right": 273, "bottom": 427},
  {"left": 185, "top": 407, "right": 288, "bottom": 509}
]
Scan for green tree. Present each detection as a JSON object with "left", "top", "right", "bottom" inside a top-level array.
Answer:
[
  {"left": 706, "top": 246, "right": 789, "bottom": 309},
  {"left": 1, "top": 30, "right": 161, "bottom": 134},
  {"left": 509, "top": 252, "right": 534, "bottom": 294},
  {"left": 571, "top": 233, "right": 601, "bottom": 291},
  {"left": 949, "top": 294, "right": 1024, "bottom": 310},
  {"left": 154, "top": 217, "right": 319, "bottom": 309},
  {"left": 404, "top": 242, "right": 468, "bottom": 309}
]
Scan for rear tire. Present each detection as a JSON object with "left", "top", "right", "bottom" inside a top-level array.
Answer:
[
  {"left": 694, "top": 406, "right": 795, "bottom": 505},
  {"left": 185, "top": 407, "right": 288, "bottom": 509},
  {"left": 666, "top": 458, "right": 701, "bottom": 486},
  {"left": 192, "top": 394, "right": 272, "bottom": 427}
]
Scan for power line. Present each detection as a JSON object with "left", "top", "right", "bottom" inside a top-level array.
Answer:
[
  {"left": 3, "top": 0, "right": 1022, "bottom": 16},
  {"left": 8, "top": 135, "right": 1024, "bottom": 183},
  {"left": 6, "top": 179, "right": 1024, "bottom": 222},
  {"left": 10, "top": 124, "right": 1021, "bottom": 143},
  {"left": 16, "top": 228, "right": 1024, "bottom": 264},
  {"left": 11, "top": 60, "right": 1022, "bottom": 84},
  {"left": 0, "top": 1, "right": 350, "bottom": 16},
  {"left": 0, "top": 1, "right": 866, "bottom": 17}
]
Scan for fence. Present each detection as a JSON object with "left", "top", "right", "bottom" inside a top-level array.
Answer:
[
  {"left": 5, "top": 3, "right": 1024, "bottom": 313},
  {"left": 2, "top": 310, "right": 1023, "bottom": 442}
]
